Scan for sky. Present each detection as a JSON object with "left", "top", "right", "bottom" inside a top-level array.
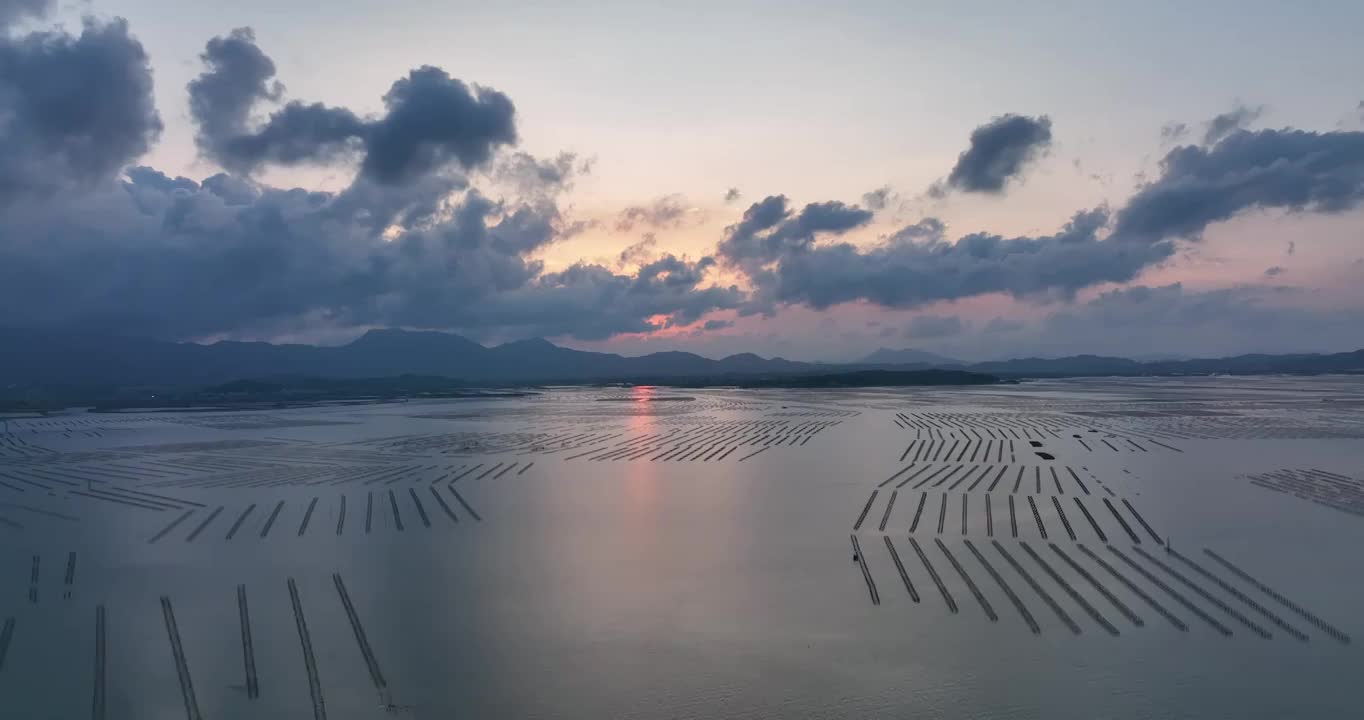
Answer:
[{"left": 2, "top": 0, "right": 1364, "bottom": 361}]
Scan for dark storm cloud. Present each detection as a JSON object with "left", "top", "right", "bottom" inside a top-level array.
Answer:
[
  {"left": 905, "top": 314, "right": 965, "bottom": 338},
  {"left": 188, "top": 30, "right": 517, "bottom": 184},
  {"left": 615, "top": 195, "right": 689, "bottom": 232},
  {"left": 717, "top": 195, "right": 874, "bottom": 268},
  {"left": 0, "top": 18, "right": 162, "bottom": 202},
  {"left": 1203, "top": 104, "right": 1263, "bottom": 145},
  {"left": 0, "top": 0, "right": 49, "bottom": 27},
  {"left": 941, "top": 114, "right": 1053, "bottom": 194},
  {"left": 1113, "top": 128, "right": 1364, "bottom": 243}
]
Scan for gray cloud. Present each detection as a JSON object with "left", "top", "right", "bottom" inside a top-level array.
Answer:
[
  {"left": 0, "top": 0, "right": 49, "bottom": 27},
  {"left": 941, "top": 114, "right": 1053, "bottom": 194},
  {"left": 616, "top": 194, "right": 689, "bottom": 232},
  {"left": 905, "top": 314, "right": 965, "bottom": 339},
  {"left": 724, "top": 187, "right": 742, "bottom": 203},
  {"left": 1263, "top": 265, "right": 1285, "bottom": 277},
  {"left": 494, "top": 151, "right": 584, "bottom": 195},
  {"left": 187, "top": 27, "right": 284, "bottom": 168},
  {"left": 0, "top": 21, "right": 736, "bottom": 343},
  {"left": 188, "top": 29, "right": 516, "bottom": 185},
  {"left": 1113, "top": 128, "right": 1364, "bottom": 243},
  {"left": 730, "top": 206, "right": 1172, "bottom": 311},
  {"left": 861, "top": 186, "right": 894, "bottom": 210},
  {"left": 720, "top": 121, "right": 1364, "bottom": 315},
  {"left": 718, "top": 195, "right": 874, "bottom": 270},
  {"left": 618, "top": 234, "right": 658, "bottom": 266},
  {"left": 1203, "top": 104, "right": 1263, "bottom": 145},
  {"left": 361, "top": 66, "right": 516, "bottom": 184},
  {"left": 702, "top": 319, "right": 734, "bottom": 331},
  {"left": 0, "top": 167, "right": 740, "bottom": 341},
  {"left": 0, "top": 17, "right": 162, "bottom": 202},
  {"left": 1160, "top": 122, "right": 1188, "bottom": 144}
]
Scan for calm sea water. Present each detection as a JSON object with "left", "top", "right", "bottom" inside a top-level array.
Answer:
[{"left": 1, "top": 378, "right": 1361, "bottom": 718}]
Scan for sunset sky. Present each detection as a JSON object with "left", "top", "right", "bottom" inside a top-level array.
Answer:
[{"left": 4, "top": 0, "right": 1364, "bottom": 361}]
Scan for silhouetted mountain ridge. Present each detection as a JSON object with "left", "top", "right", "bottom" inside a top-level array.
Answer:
[{"left": 2, "top": 327, "right": 1363, "bottom": 389}]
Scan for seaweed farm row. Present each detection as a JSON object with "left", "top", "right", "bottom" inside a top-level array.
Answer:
[
  {"left": 145, "top": 486, "right": 483, "bottom": 544},
  {"left": 893, "top": 411, "right": 1072, "bottom": 437},
  {"left": 1242, "top": 468, "right": 1364, "bottom": 518},
  {"left": 564, "top": 420, "right": 841, "bottom": 462},
  {"left": 875, "top": 463, "right": 1107, "bottom": 496},
  {"left": 0, "top": 433, "right": 52, "bottom": 458},
  {"left": 1063, "top": 410, "right": 1364, "bottom": 441},
  {"left": 0, "top": 451, "right": 529, "bottom": 497},
  {"left": 854, "top": 486, "right": 1158, "bottom": 545},
  {"left": 352, "top": 429, "right": 625, "bottom": 457},
  {"left": 2, "top": 551, "right": 79, "bottom": 605},
  {"left": 893, "top": 426, "right": 1181, "bottom": 462},
  {"left": 0, "top": 574, "right": 399, "bottom": 717},
  {"left": 851, "top": 537, "right": 1352, "bottom": 644}
]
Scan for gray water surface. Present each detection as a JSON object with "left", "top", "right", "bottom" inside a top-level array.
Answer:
[{"left": 1, "top": 378, "right": 1362, "bottom": 718}]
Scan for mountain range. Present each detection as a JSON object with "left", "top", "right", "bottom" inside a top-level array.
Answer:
[{"left": 2, "top": 327, "right": 1363, "bottom": 390}]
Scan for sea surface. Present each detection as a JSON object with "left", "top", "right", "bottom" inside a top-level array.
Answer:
[{"left": 1, "top": 376, "right": 1362, "bottom": 718}]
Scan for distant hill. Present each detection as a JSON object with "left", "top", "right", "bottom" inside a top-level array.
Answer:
[
  {"left": 2, "top": 327, "right": 1363, "bottom": 401},
  {"left": 0, "top": 326, "right": 823, "bottom": 388},
  {"left": 858, "top": 347, "right": 962, "bottom": 366}
]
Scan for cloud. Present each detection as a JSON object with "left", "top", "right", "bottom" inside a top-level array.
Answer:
[
  {"left": 0, "top": 166, "right": 741, "bottom": 341},
  {"left": 1203, "top": 104, "right": 1263, "bottom": 145},
  {"left": 617, "top": 233, "right": 658, "bottom": 266},
  {"left": 0, "top": 20, "right": 738, "bottom": 343},
  {"left": 361, "top": 66, "right": 517, "bottom": 184},
  {"left": 0, "top": 17, "right": 162, "bottom": 203},
  {"left": 723, "top": 187, "right": 741, "bottom": 203},
  {"left": 615, "top": 194, "right": 689, "bottom": 232},
  {"left": 727, "top": 121, "right": 1364, "bottom": 315},
  {"left": 702, "top": 319, "right": 733, "bottom": 331},
  {"left": 939, "top": 114, "right": 1053, "bottom": 194},
  {"left": 861, "top": 186, "right": 895, "bottom": 210},
  {"left": 0, "top": 0, "right": 49, "bottom": 27},
  {"left": 1263, "top": 265, "right": 1285, "bottom": 277},
  {"left": 1113, "top": 127, "right": 1364, "bottom": 243},
  {"left": 717, "top": 195, "right": 874, "bottom": 270},
  {"left": 728, "top": 206, "right": 1173, "bottom": 311},
  {"left": 188, "top": 29, "right": 516, "bottom": 184},
  {"left": 1160, "top": 122, "right": 1188, "bottom": 144},
  {"left": 905, "top": 314, "right": 965, "bottom": 339},
  {"left": 493, "top": 151, "right": 584, "bottom": 195}
]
